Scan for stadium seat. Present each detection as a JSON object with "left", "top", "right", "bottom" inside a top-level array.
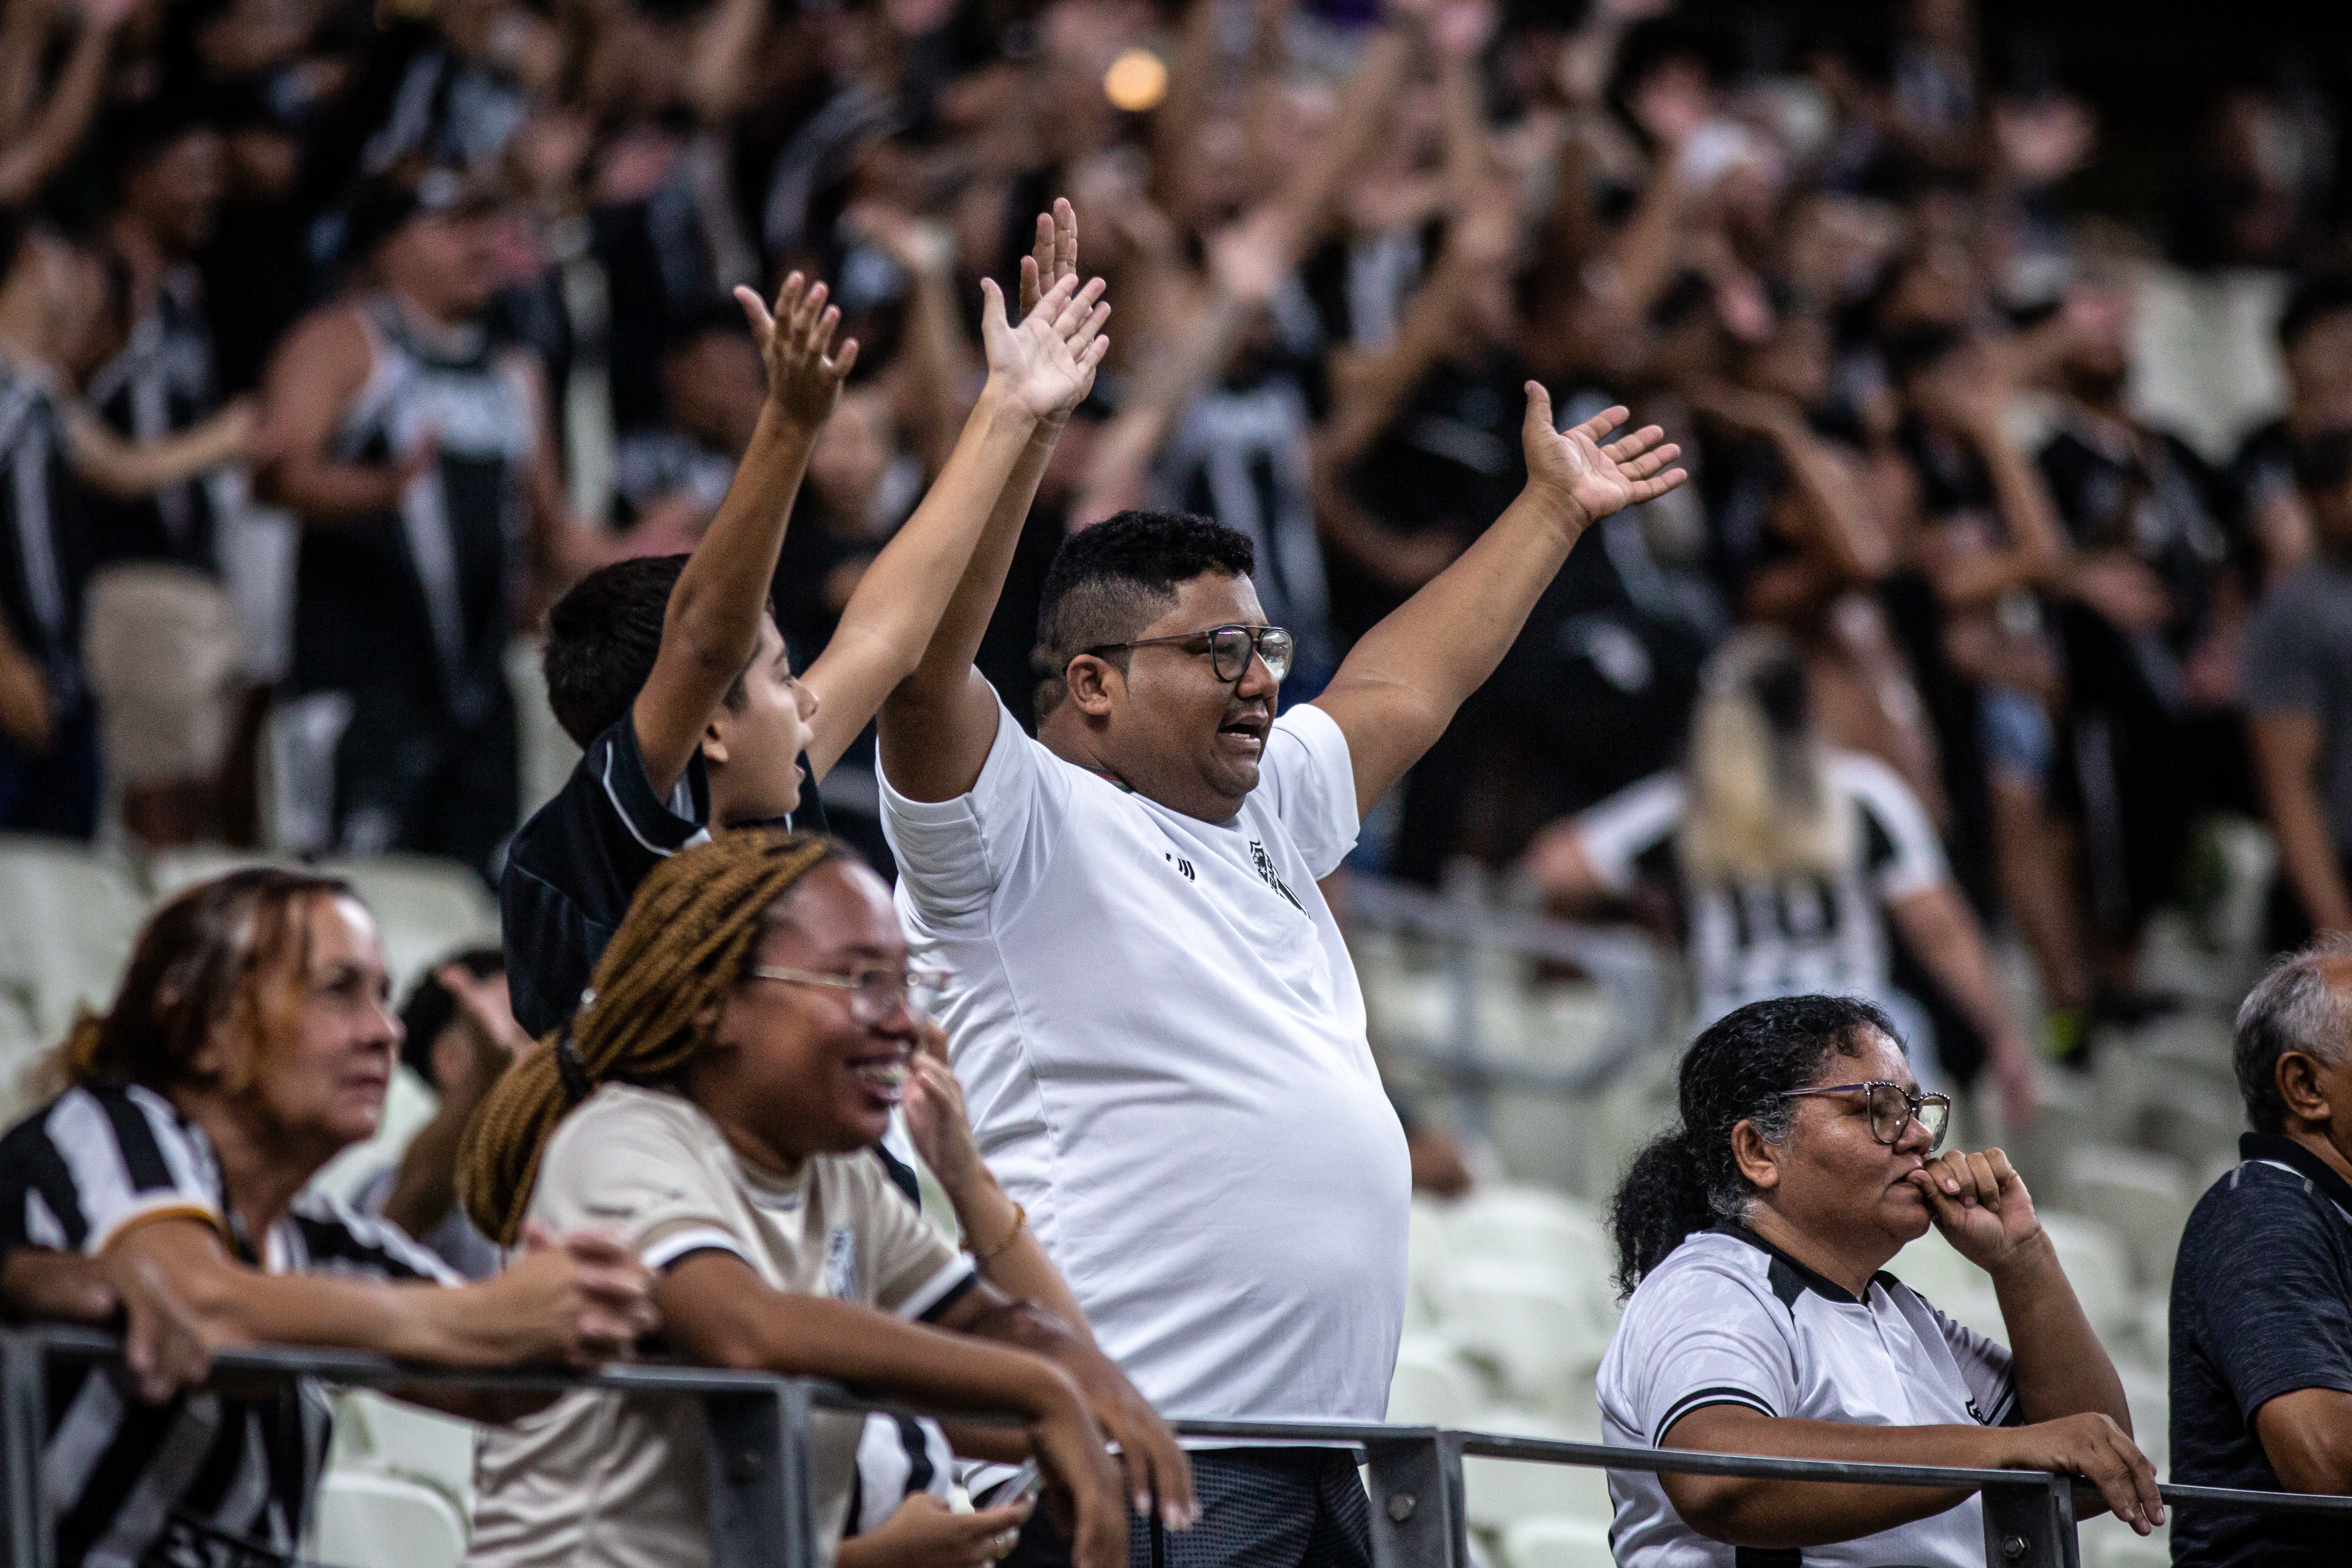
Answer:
[
  {"left": 324, "top": 855, "right": 500, "bottom": 997},
  {"left": 1886, "top": 1225, "right": 1982, "bottom": 1307},
  {"left": 144, "top": 847, "right": 296, "bottom": 902},
  {"left": 1386, "top": 1335, "right": 1485, "bottom": 1428},
  {"left": 1445, "top": 1259, "right": 1608, "bottom": 1426},
  {"left": 1500, "top": 1514, "right": 1615, "bottom": 1568},
  {"left": 1462, "top": 1410, "right": 1614, "bottom": 1529},
  {"left": 2133, "top": 1293, "right": 2170, "bottom": 1369},
  {"left": 1406, "top": 1200, "right": 1456, "bottom": 1329},
  {"left": 2038, "top": 1214, "right": 2136, "bottom": 1343},
  {"left": 0, "top": 835, "right": 147, "bottom": 1041},
  {"left": 2079, "top": 1512, "right": 2171, "bottom": 1568},
  {"left": 307, "top": 1471, "right": 467, "bottom": 1568},
  {"left": 0, "top": 991, "right": 50, "bottom": 1123},
  {"left": 327, "top": 1390, "right": 477, "bottom": 1511},
  {"left": 1443, "top": 1186, "right": 1620, "bottom": 1336},
  {"left": 509, "top": 635, "right": 583, "bottom": 820},
  {"left": 2115, "top": 1362, "right": 2170, "bottom": 1473},
  {"left": 2061, "top": 1147, "right": 2192, "bottom": 1289}
]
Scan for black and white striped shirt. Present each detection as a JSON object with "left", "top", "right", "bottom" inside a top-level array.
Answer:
[{"left": 0, "top": 1083, "right": 454, "bottom": 1568}]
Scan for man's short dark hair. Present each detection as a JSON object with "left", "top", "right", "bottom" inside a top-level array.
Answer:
[
  {"left": 398, "top": 946, "right": 506, "bottom": 1086},
  {"left": 2279, "top": 273, "right": 2352, "bottom": 355},
  {"left": 1030, "top": 511, "right": 1255, "bottom": 714},
  {"left": 543, "top": 554, "right": 768, "bottom": 748},
  {"left": 2233, "top": 942, "right": 2352, "bottom": 1134}
]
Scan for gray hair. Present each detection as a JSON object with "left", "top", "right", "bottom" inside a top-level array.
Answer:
[{"left": 2233, "top": 940, "right": 2352, "bottom": 1133}]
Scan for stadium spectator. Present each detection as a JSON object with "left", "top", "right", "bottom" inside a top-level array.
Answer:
[
  {"left": 80, "top": 96, "right": 246, "bottom": 851},
  {"left": 2233, "top": 275, "right": 2352, "bottom": 586},
  {"left": 1528, "top": 628, "right": 2037, "bottom": 1116},
  {"left": 0, "top": 212, "right": 252, "bottom": 839},
  {"left": 355, "top": 947, "right": 520, "bottom": 1279},
  {"left": 877, "top": 385, "right": 1682, "bottom": 1567},
  {"left": 2167, "top": 943, "right": 2352, "bottom": 1566},
  {"left": 0, "top": 867, "right": 656, "bottom": 1568},
  {"left": 255, "top": 164, "right": 590, "bottom": 878},
  {"left": 2246, "top": 430, "right": 2352, "bottom": 948},
  {"left": 503, "top": 207, "right": 1104, "bottom": 1040},
  {"left": 1600, "top": 993, "right": 2161, "bottom": 1564},
  {"left": 458, "top": 829, "right": 1186, "bottom": 1568}
]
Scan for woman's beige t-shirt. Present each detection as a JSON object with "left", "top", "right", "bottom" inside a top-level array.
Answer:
[{"left": 464, "top": 1084, "right": 975, "bottom": 1568}]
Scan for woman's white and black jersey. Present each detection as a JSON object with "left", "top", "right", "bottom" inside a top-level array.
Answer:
[
  {"left": 1572, "top": 751, "right": 1948, "bottom": 1030},
  {"left": 0, "top": 1082, "right": 453, "bottom": 1568},
  {"left": 1597, "top": 1224, "right": 2021, "bottom": 1568}
]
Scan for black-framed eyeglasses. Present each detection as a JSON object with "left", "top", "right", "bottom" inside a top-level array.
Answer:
[
  {"left": 1775, "top": 1080, "right": 1951, "bottom": 1151},
  {"left": 746, "top": 965, "right": 948, "bottom": 1025},
  {"left": 1086, "top": 624, "right": 1294, "bottom": 684}
]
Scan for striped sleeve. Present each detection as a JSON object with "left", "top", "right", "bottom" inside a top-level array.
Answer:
[
  {"left": 43, "top": 1085, "right": 228, "bottom": 1254},
  {"left": 1835, "top": 752, "right": 1947, "bottom": 902},
  {"left": 286, "top": 1192, "right": 463, "bottom": 1284},
  {"left": 1570, "top": 770, "right": 1689, "bottom": 895}
]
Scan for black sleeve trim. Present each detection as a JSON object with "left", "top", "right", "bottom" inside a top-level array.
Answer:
[
  {"left": 1654, "top": 1386, "right": 1778, "bottom": 1446},
  {"left": 917, "top": 1270, "right": 982, "bottom": 1324}
]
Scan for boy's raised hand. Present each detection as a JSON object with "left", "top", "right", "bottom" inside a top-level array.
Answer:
[
  {"left": 734, "top": 272, "right": 861, "bottom": 431},
  {"left": 982, "top": 268, "right": 1111, "bottom": 427},
  {"left": 1019, "top": 197, "right": 1081, "bottom": 319}
]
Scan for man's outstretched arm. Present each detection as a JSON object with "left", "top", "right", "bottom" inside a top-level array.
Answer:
[
  {"left": 800, "top": 248, "right": 1107, "bottom": 780},
  {"left": 1310, "top": 384, "right": 1686, "bottom": 816},
  {"left": 876, "top": 203, "right": 1101, "bottom": 804},
  {"left": 633, "top": 274, "right": 856, "bottom": 798}
]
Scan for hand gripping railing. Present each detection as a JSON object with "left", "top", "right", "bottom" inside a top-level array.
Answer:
[{"left": 9, "top": 1328, "right": 2352, "bottom": 1568}]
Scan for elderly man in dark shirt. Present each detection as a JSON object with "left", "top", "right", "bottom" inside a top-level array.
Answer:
[{"left": 2170, "top": 942, "right": 2352, "bottom": 1566}]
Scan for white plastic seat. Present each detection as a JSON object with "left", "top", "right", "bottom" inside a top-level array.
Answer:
[
  {"left": 1408, "top": 1199, "right": 1458, "bottom": 1329},
  {"left": 145, "top": 847, "right": 295, "bottom": 902},
  {"left": 1886, "top": 1225, "right": 1983, "bottom": 1308},
  {"left": 1463, "top": 1410, "right": 1613, "bottom": 1529},
  {"left": 1386, "top": 1335, "right": 1484, "bottom": 1428},
  {"left": 2061, "top": 1148, "right": 2192, "bottom": 1289},
  {"left": 307, "top": 1471, "right": 467, "bottom": 1568},
  {"left": 1443, "top": 1188, "right": 1620, "bottom": 1340},
  {"left": 2114, "top": 1362, "right": 2170, "bottom": 1474},
  {"left": 328, "top": 1390, "right": 477, "bottom": 1509},
  {"left": 0, "top": 835, "right": 147, "bottom": 1041},
  {"left": 1445, "top": 1259, "right": 1608, "bottom": 1423},
  {"left": 2039, "top": 1214, "right": 2136, "bottom": 1342},
  {"left": 1500, "top": 1514, "right": 1615, "bottom": 1568},
  {"left": 2079, "top": 1512, "right": 2171, "bottom": 1568},
  {"left": 325, "top": 855, "right": 500, "bottom": 997}
]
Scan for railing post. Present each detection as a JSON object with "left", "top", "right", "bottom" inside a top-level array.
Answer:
[
  {"left": 701, "top": 1377, "right": 814, "bottom": 1568},
  {"left": 1362, "top": 1429, "right": 1466, "bottom": 1568},
  {"left": 1980, "top": 1474, "right": 2078, "bottom": 1568},
  {"left": 1, "top": 1330, "right": 52, "bottom": 1568}
]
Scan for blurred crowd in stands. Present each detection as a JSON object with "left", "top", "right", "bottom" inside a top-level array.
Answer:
[{"left": 5, "top": 0, "right": 2352, "bottom": 1097}]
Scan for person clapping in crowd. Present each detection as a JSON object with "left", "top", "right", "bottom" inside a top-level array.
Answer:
[
  {"left": 0, "top": 868, "right": 655, "bottom": 1568},
  {"left": 1599, "top": 994, "right": 2162, "bottom": 1565}
]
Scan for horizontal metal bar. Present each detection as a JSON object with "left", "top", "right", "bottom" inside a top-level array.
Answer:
[
  {"left": 20, "top": 1327, "right": 2352, "bottom": 1521},
  {"left": 1458, "top": 1430, "right": 2040, "bottom": 1490},
  {"left": 2159, "top": 1482, "right": 2352, "bottom": 1517}
]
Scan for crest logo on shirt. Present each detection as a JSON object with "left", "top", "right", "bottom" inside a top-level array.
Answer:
[
  {"left": 1249, "top": 840, "right": 1303, "bottom": 910},
  {"left": 825, "top": 1224, "right": 857, "bottom": 1299}
]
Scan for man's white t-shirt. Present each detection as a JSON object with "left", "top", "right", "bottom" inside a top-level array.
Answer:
[
  {"left": 881, "top": 693, "right": 1412, "bottom": 1426},
  {"left": 1597, "top": 1225, "right": 2020, "bottom": 1567}
]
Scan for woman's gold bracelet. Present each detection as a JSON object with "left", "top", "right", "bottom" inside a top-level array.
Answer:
[{"left": 969, "top": 1201, "right": 1027, "bottom": 1264}]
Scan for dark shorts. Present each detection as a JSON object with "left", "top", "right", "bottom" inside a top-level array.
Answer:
[{"left": 1006, "top": 1449, "right": 1373, "bottom": 1568}]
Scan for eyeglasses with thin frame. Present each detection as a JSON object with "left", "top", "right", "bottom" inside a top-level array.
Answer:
[
  {"left": 746, "top": 965, "right": 948, "bottom": 1025},
  {"left": 1084, "top": 624, "right": 1294, "bottom": 685},
  {"left": 1774, "top": 1080, "right": 1951, "bottom": 1152}
]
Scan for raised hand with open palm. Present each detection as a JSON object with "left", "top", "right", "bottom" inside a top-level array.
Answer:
[{"left": 1518, "top": 383, "right": 1688, "bottom": 531}]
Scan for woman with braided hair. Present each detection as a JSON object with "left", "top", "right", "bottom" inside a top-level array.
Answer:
[
  {"left": 1593, "top": 994, "right": 2161, "bottom": 1567},
  {"left": 0, "top": 867, "right": 656, "bottom": 1568},
  {"left": 459, "top": 828, "right": 1185, "bottom": 1568}
]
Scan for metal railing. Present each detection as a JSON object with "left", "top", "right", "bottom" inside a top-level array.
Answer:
[{"left": 7, "top": 1327, "right": 2350, "bottom": 1568}]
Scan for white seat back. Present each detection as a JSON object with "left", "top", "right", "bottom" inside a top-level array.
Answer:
[
  {"left": 1463, "top": 1411, "right": 1614, "bottom": 1529},
  {"left": 1386, "top": 1335, "right": 1483, "bottom": 1428},
  {"left": 1500, "top": 1514, "right": 1616, "bottom": 1568},
  {"left": 307, "top": 1471, "right": 466, "bottom": 1568}
]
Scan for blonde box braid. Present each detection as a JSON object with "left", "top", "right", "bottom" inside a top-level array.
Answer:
[{"left": 460, "top": 828, "right": 845, "bottom": 1245}]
